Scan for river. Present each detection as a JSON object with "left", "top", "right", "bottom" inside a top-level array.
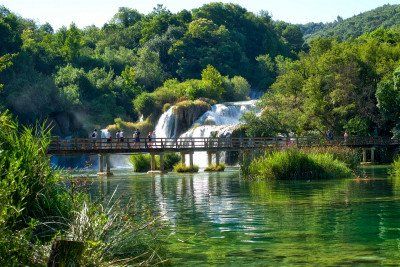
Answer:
[{"left": 82, "top": 166, "right": 400, "bottom": 266}]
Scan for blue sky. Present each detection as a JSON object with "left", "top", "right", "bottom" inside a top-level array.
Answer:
[{"left": 0, "top": 0, "right": 399, "bottom": 29}]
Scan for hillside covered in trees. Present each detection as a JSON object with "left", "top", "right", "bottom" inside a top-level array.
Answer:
[
  {"left": 0, "top": 3, "right": 303, "bottom": 136},
  {"left": 1, "top": 2, "right": 400, "bottom": 139},
  {"left": 301, "top": 4, "right": 400, "bottom": 40},
  {"left": 244, "top": 27, "right": 400, "bottom": 138}
]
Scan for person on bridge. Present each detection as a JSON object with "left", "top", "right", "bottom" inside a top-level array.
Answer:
[
  {"left": 91, "top": 129, "right": 98, "bottom": 148},
  {"left": 134, "top": 129, "right": 141, "bottom": 148},
  {"left": 344, "top": 131, "right": 349, "bottom": 143},
  {"left": 326, "top": 130, "right": 334, "bottom": 141}
]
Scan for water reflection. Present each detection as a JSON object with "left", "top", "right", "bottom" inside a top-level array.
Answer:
[{"left": 87, "top": 167, "right": 400, "bottom": 266}]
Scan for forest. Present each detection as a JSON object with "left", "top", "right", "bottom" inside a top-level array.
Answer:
[
  {"left": 0, "top": 3, "right": 302, "bottom": 136},
  {"left": 1, "top": 3, "right": 400, "bottom": 138}
]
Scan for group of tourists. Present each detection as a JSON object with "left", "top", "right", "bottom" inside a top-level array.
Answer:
[
  {"left": 89, "top": 128, "right": 157, "bottom": 148},
  {"left": 325, "top": 130, "right": 349, "bottom": 142}
]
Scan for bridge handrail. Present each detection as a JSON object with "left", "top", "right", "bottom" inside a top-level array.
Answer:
[{"left": 47, "top": 136, "right": 400, "bottom": 154}]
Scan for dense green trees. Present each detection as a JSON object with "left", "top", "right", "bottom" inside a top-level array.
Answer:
[
  {"left": 245, "top": 28, "right": 400, "bottom": 137},
  {"left": 0, "top": 3, "right": 299, "bottom": 136},
  {"left": 302, "top": 4, "right": 400, "bottom": 41}
]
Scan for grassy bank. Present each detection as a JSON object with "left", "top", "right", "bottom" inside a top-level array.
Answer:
[{"left": 247, "top": 149, "right": 353, "bottom": 181}]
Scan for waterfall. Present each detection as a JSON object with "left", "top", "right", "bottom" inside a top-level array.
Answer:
[
  {"left": 154, "top": 107, "right": 178, "bottom": 139},
  {"left": 153, "top": 100, "right": 259, "bottom": 167}
]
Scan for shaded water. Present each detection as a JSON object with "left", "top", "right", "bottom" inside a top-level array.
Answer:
[{"left": 88, "top": 166, "right": 400, "bottom": 266}]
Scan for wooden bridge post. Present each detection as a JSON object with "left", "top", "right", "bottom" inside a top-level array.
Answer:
[
  {"left": 216, "top": 152, "right": 220, "bottom": 165},
  {"left": 180, "top": 152, "right": 186, "bottom": 164},
  {"left": 207, "top": 152, "right": 212, "bottom": 166},
  {"left": 98, "top": 154, "right": 104, "bottom": 173},
  {"left": 159, "top": 153, "right": 165, "bottom": 173},
  {"left": 150, "top": 153, "right": 156, "bottom": 171},
  {"left": 362, "top": 148, "right": 367, "bottom": 163},
  {"left": 189, "top": 153, "right": 194, "bottom": 168},
  {"left": 371, "top": 147, "right": 375, "bottom": 163},
  {"left": 105, "top": 154, "right": 113, "bottom": 176}
]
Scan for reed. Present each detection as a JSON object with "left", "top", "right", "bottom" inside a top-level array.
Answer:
[
  {"left": 205, "top": 164, "right": 226, "bottom": 172},
  {"left": 173, "top": 163, "right": 199, "bottom": 173},
  {"left": 247, "top": 149, "right": 352, "bottom": 180}
]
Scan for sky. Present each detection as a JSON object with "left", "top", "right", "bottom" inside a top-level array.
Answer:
[{"left": 0, "top": 0, "right": 399, "bottom": 29}]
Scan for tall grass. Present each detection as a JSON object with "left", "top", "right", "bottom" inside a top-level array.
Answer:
[
  {"left": 65, "top": 192, "right": 167, "bottom": 266},
  {"left": 205, "top": 164, "right": 226, "bottom": 172},
  {"left": 173, "top": 163, "right": 199, "bottom": 173},
  {"left": 0, "top": 111, "right": 168, "bottom": 265},
  {"left": 247, "top": 150, "right": 352, "bottom": 181},
  {"left": 300, "top": 146, "right": 360, "bottom": 169}
]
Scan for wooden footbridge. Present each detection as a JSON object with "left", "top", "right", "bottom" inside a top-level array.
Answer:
[{"left": 48, "top": 136, "right": 400, "bottom": 174}]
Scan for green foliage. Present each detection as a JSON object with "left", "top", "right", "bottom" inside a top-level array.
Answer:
[
  {"left": 247, "top": 149, "right": 352, "bottom": 181},
  {"left": 300, "top": 146, "right": 361, "bottom": 170},
  {"left": 0, "top": 3, "right": 301, "bottom": 136},
  {"left": 205, "top": 164, "right": 226, "bottom": 172},
  {"left": 133, "top": 92, "right": 157, "bottom": 118},
  {"left": 0, "top": 111, "right": 74, "bottom": 264},
  {"left": 130, "top": 154, "right": 152, "bottom": 172},
  {"left": 163, "top": 153, "right": 181, "bottom": 171},
  {"left": 302, "top": 4, "right": 400, "bottom": 41},
  {"left": 246, "top": 28, "right": 400, "bottom": 137},
  {"left": 173, "top": 163, "right": 199, "bottom": 173}
]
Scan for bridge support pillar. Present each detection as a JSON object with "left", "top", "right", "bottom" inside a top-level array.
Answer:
[
  {"left": 207, "top": 152, "right": 212, "bottom": 166},
  {"left": 180, "top": 152, "right": 186, "bottom": 164},
  {"left": 189, "top": 153, "right": 194, "bottom": 168},
  {"left": 98, "top": 154, "right": 104, "bottom": 173},
  {"left": 371, "top": 147, "right": 375, "bottom": 163},
  {"left": 215, "top": 152, "right": 220, "bottom": 165},
  {"left": 98, "top": 154, "right": 113, "bottom": 176},
  {"left": 159, "top": 153, "right": 165, "bottom": 173},
  {"left": 150, "top": 153, "right": 156, "bottom": 171},
  {"left": 362, "top": 148, "right": 367, "bottom": 163}
]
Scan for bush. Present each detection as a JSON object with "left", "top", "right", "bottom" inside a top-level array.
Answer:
[
  {"left": 133, "top": 92, "right": 156, "bottom": 118},
  {"left": 173, "top": 163, "right": 199, "bottom": 173},
  {"left": 129, "top": 154, "right": 158, "bottom": 172},
  {"left": 0, "top": 111, "right": 74, "bottom": 264},
  {"left": 247, "top": 149, "right": 352, "bottom": 181},
  {"left": 300, "top": 146, "right": 360, "bottom": 169},
  {"left": 163, "top": 153, "right": 181, "bottom": 171},
  {"left": 205, "top": 164, "right": 226, "bottom": 172}
]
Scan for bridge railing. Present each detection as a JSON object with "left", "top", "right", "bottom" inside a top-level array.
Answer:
[
  {"left": 48, "top": 136, "right": 400, "bottom": 154},
  {"left": 48, "top": 137, "right": 292, "bottom": 153}
]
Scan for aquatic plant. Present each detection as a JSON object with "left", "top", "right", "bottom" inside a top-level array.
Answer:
[
  {"left": 247, "top": 149, "right": 352, "bottom": 180},
  {"left": 129, "top": 154, "right": 157, "bottom": 172},
  {"left": 163, "top": 153, "right": 181, "bottom": 171},
  {"left": 205, "top": 164, "right": 226, "bottom": 172},
  {"left": 300, "top": 146, "right": 361, "bottom": 169},
  {"left": 173, "top": 163, "right": 199, "bottom": 173}
]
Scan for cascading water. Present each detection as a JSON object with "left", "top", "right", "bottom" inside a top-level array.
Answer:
[
  {"left": 154, "top": 100, "right": 259, "bottom": 167},
  {"left": 100, "top": 128, "right": 132, "bottom": 169},
  {"left": 154, "top": 107, "right": 178, "bottom": 139}
]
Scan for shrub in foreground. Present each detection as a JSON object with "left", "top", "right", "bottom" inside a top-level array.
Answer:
[
  {"left": 173, "top": 163, "right": 199, "bottom": 173},
  {"left": 247, "top": 150, "right": 352, "bottom": 181},
  {"left": 205, "top": 164, "right": 226, "bottom": 172}
]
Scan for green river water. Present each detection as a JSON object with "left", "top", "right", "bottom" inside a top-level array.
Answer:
[{"left": 86, "top": 166, "right": 400, "bottom": 266}]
